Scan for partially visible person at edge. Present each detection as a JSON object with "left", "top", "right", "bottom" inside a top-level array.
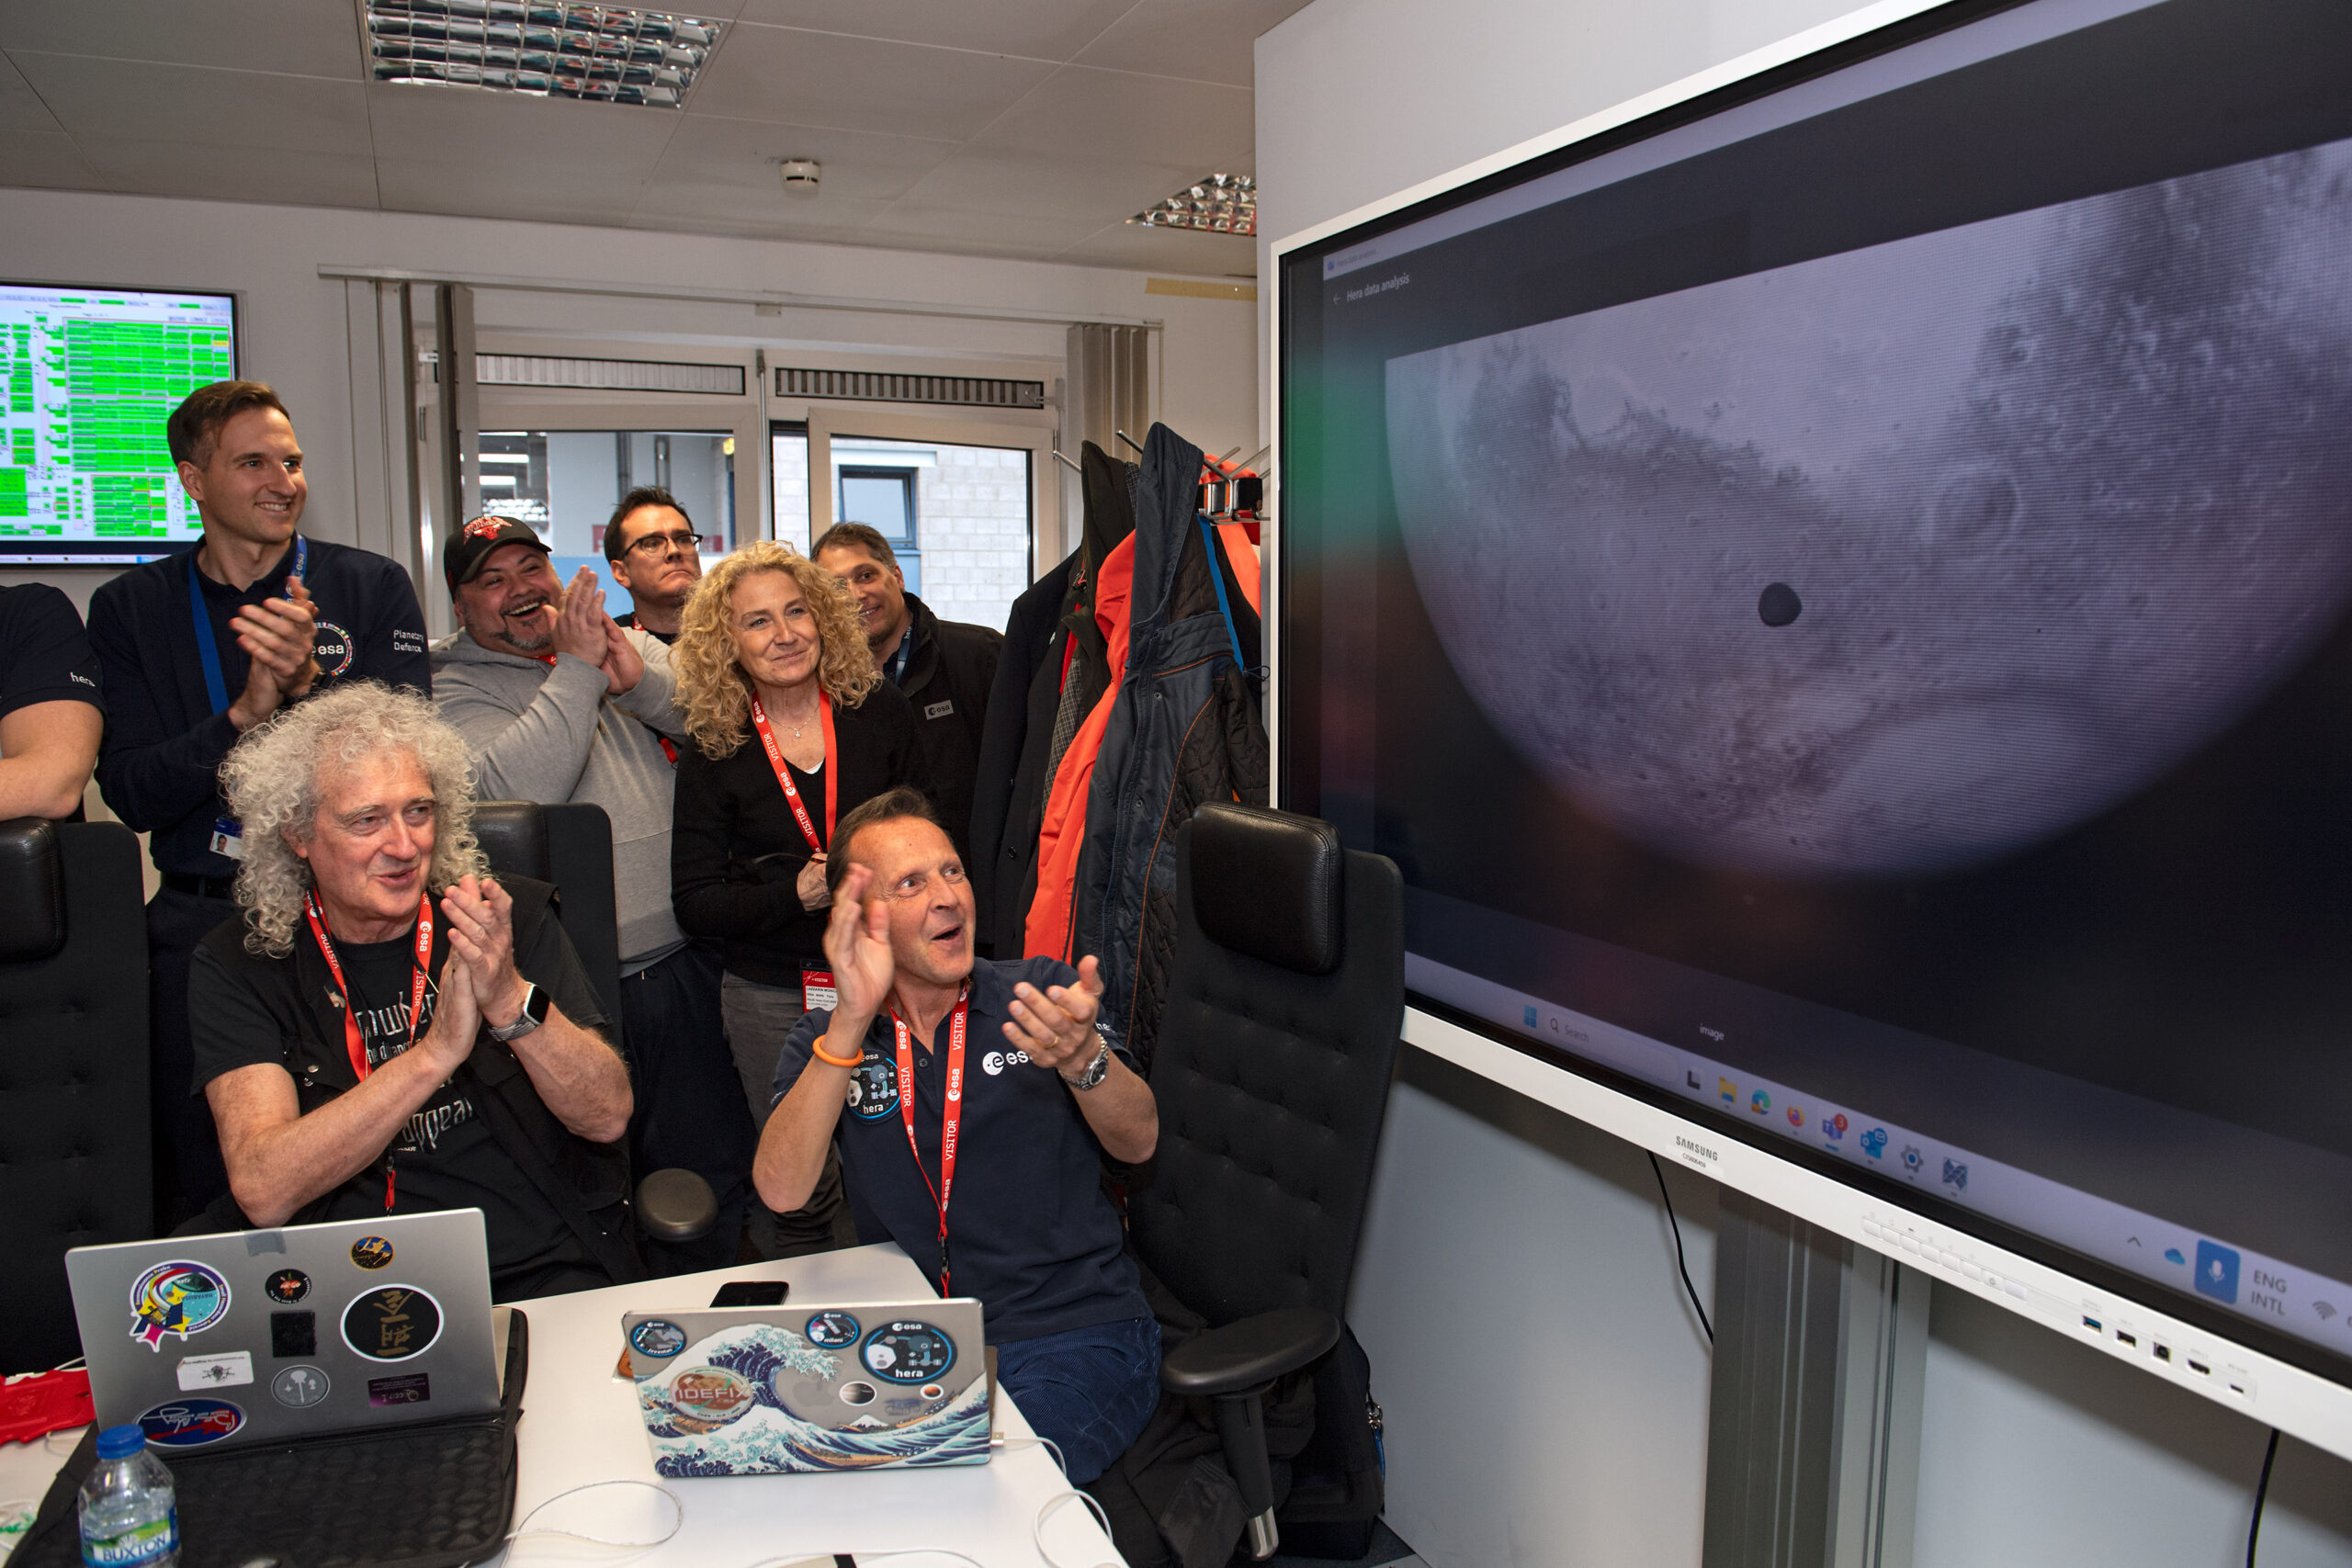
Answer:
[
  {"left": 89, "top": 379, "right": 429, "bottom": 1223},
  {"left": 0, "top": 581, "right": 105, "bottom": 819},
  {"left": 812, "top": 522, "right": 1001, "bottom": 869},
  {"left": 669, "top": 540, "right": 933, "bottom": 1257},
  {"left": 754, "top": 786, "right": 1159, "bottom": 1484},
  {"left": 432, "top": 514, "right": 753, "bottom": 1274},
  {"left": 605, "top": 486, "right": 706, "bottom": 645},
  {"left": 189, "top": 682, "right": 638, "bottom": 1300}
]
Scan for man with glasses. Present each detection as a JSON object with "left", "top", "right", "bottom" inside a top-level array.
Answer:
[
  {"left": 605, "top": 487, "right": 706, "bottom": 645},
  {"left": 432, "top": 515, "right": 754, "bottom": 1273}
]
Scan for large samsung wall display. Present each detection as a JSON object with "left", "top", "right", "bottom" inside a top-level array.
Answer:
[
  {"left": 1278, "top": 0, "right": 2352, "bottom": 1443},
  {"left": 0, "top": 283, "right": 237, "bottom": 564}
]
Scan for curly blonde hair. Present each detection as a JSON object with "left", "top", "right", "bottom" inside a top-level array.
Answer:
[
  {"left": 219, "top": 682, "right": 488, "bottom": 957},
  {"left": 673, "top": 540, "right": 880, "bottom": 760}
]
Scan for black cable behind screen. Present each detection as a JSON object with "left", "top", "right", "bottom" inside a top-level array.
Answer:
[
  {"left": 2247, "top": 1427, "right": 2281, "bottom": 1566},
  {"left": 1648, "top": 1152, "right": 1714, "bottom": 1345}
]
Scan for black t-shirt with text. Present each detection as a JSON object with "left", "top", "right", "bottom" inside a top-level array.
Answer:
[{"left": 189, "top": 900, "right": 608, "bottom": 1288}]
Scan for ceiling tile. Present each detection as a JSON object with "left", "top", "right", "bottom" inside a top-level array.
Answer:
[
  {"left": 625, "top": 195, "right": 895, "bottom": 241},
  {"left": 10, "top": 53, "right": 371, "bottom": 153},
  {"left": 0, "top": 128, "right": 105, "bottom": 189},
  {"left": 366, "top": 85, "right": 677, "bottom": 175},
  {"left": 974, "top": 64, "right": 1250, "bottom": 170},
  {"left": 1069, "top": 0, "right": 1313, "bottom": 86},
  {"left": 894, "top": 149, "right": 1196, "bottom": 226},
  {"left": 0, "top": 0, "right": 363, "bottom": 79},
  {"left": 376, "top": 159, "right": 655, "bottom": 226},
  {"left": 650, "top": 115, "right": 956, "bottom": 207},
  {"left": 688, "top": 23, "right": 1055, "bottom": 140},
  {"left": 1052, "top": 218, "right": 1257, "bottom": 274},
  {"left": 73, "top": 136, "right": 379, "bottom": 207},
  {"left": 0, "top": 49, "right": 61, "bottom": 132},
  {"left": 862, "top": 201, "right": 1102, "bottom": 254},
  {"left": 729, "top": 0, "right": 1135, "bottom": 62}
]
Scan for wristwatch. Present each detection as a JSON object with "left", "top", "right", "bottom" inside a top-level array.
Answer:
[
  {"left": 488, "top": 982, "right": 551, "bottom": 1043},
  {"left": 1060, "top": 1034, "right": 1113, "bottom": 1090}
]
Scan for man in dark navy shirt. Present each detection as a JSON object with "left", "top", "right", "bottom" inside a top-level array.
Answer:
[
  {"left": 756, "top": 785, "right": 1161, "bottom": 1484},
  {"left": 0, "top": 582, "right": 105, "bottom": 818},
  {"left": 89, "top": 379, "right": 430, "bottom": 1219}
]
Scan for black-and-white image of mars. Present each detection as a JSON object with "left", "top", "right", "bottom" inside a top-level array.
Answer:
[{"left": 1387, "top": 139, "right": 2352, "bottom": 879}]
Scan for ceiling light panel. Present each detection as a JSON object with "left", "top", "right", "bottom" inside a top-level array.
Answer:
[
  {"left": 365, "top": 2, "right": 722, "bottom": 107},
  {"left": 1129, "top": 173, "right": 1255, "bottom": 236}
]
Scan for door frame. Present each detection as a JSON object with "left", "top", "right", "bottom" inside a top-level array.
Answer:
[{"left": 801, "top": 405, "right": 1060, "bottom": 586}]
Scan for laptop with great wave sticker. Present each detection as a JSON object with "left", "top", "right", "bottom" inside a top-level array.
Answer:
[{"left": 619, "top": 1299, "right": 991, "bottom": 1475}]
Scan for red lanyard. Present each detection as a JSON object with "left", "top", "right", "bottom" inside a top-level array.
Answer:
[
  {"left": 304, "top": 891, "right": 433, "bottom": 1211},
  {"left": 750, "top": 691, "right": 837, "bottom": 855},
  {"left": 890, "top": 983, "right": 969, "bottom": 1294}
]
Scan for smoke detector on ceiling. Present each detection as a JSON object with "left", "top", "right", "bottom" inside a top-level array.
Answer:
[{"left": 778, "top": 160, "right": 821, "bottom": 197}]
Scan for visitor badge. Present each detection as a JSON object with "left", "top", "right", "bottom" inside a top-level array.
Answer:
[
  {"left": 801, "top": 970, "right": 838, "bottom": 1012},
  {"left": 209, "top": 816, "right": 246, "bottom": 861}
]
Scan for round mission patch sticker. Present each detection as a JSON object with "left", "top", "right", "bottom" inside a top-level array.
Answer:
[
  {"left": 127, "top": 1260, "right": 231, "bottom": 1350},
  {"left": 667, "top": 1368, "right": 753, "bottom": 1434}
]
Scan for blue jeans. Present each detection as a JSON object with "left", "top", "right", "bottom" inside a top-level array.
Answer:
[{"left": 994, "top": 1314, "right": 1162, "bottom": 1485}]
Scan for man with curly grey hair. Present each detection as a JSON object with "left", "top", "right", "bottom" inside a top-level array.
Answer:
[{"left": 186, "top": 682, "right": 640, "bottom": 1299}]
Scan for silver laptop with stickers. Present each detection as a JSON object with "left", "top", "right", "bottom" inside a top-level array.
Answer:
[
  {"left": 620, "top": 1298, "right": 991, "bottom": 1475},
  {"left": 66, "top": 1209, "right": 502, "bottom": 1454}
]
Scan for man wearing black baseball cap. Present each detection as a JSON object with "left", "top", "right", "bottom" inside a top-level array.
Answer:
[{"left": 432, "top": 516, "right": 753, "bottom": 1271}]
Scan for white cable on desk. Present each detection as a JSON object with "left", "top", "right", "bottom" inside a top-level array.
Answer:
[
  {"left": 1033, "top": 1488, "right": 1121, "bottom": 1568},
  {"left": 505, "top": 1478, "right": 684, "bottom": 1549},
  {"left": 989, "top": 1431, "right": 1068, "bottom": 1474}
]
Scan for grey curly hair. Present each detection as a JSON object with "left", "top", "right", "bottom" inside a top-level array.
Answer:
[{"left": 219, "top": 681, "right": 488, "bottom": 957}]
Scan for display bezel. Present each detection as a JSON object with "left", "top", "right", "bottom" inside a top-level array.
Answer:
[
  {"left": 1267, "top": 0, "right": 2352, "bottom": 1461},
  {"left": 0, "top": 278, "right": 243, "bottom": 567}
]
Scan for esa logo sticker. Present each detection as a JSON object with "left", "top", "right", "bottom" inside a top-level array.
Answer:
[
  {"left": 845, "top": 1054, "right": 899, "bottom": 1121},
  {"left": 350, "top": 1235, "right": 395, "bottom": 1270},
  {"left": 924, "top": 699, "right": 955, "bottom": 719},
  {"left": 128, "top": 1261, "right": 231, "bottom": 1350},
  {"left": 667, "top": 1368, "right": 753, "bottom": 1434},
  {"left": 343, "top": 1285, "right": 443, "bottom": 1362},
  {"left": 266, "top": 1269, "right": 311, "bottom": 1304},
  {"left": 630, "top": 1320, "right": 687, "bottom": 1358},
  {"left": 981, "top": 1048, "right": 1031, "bottom": 1076},
  {"left": 805, "top": 1311, "right": 860, "bottom": 1348},
  {"left": 138, "top": 1397, "right": 243, "bottom": 1447},
  {"left": 312, "top": 619, "right": 355, "bottom": 678}
]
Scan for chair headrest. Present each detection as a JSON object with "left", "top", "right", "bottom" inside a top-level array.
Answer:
[
  {"left": 472, "top": 801, "right": 550, "bottom": 883},
  {"left": 0, "top": 818, "right": 66, "bottom": 962},
  {"left": 1188, "top": 803, "right": 1344, "bottom": 976}
]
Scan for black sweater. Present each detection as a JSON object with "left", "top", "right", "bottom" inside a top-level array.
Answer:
[
  {"left": 90, "top": 536, "right": 429, "bottom": 878},
  {"left": 670, "top": 681, "right": 933, "bottom": 986}
]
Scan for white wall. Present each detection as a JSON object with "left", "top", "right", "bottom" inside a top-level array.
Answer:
[
  {"left": 0, "top": 186, "right": 1259, "bottom": 604},
  {"left": 1265, "top": 1, "right": 2352, "bottom": 1563}
]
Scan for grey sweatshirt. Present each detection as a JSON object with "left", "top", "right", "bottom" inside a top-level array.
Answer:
[{"left": 432, "top": 628, "right": 689, "bottom": 969}]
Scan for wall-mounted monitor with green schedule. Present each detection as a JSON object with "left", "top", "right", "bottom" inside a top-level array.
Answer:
[{"left": 0, "top": 282, "right": 238, "bottom": 565}]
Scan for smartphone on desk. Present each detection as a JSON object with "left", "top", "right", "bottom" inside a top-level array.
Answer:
[{"left": 709, "top": 1279, "right": 790, "bottom": 1307}]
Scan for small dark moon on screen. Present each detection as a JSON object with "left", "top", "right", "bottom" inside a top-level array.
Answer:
[{"left": 1384, "top": 137, "right": 2352, "bottom": 880}]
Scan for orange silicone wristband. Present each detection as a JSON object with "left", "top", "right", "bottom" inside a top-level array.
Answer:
[{"left": 811, "top": 1038, "right": 862, "bottom": 1069}]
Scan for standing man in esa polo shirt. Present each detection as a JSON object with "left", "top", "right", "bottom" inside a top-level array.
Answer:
[
  {"left": 754, "top": 785, "right": 1161, "bottom": 1484},
  {"left": 433, "top": 515, "right": 755, "bottom": 1272},
  {"left": 91, "top": 379, "right": 429, "bottom": 1221}
]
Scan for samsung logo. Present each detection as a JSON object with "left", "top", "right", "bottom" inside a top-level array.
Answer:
[{"left": 1675, "top": 1135, "right": 1720, "bottom": 1164}]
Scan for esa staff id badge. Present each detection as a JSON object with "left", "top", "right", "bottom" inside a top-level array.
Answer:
[
  {"left": 801, "top": 970, "right": 838, "bottom": 1011},
  {"left": 209, "top": 816, "right": 246, "bottom": 861}
]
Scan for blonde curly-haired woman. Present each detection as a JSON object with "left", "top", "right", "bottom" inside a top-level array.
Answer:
[{"left": 670, "top": 541, "right": 931, "bottom": 1256}]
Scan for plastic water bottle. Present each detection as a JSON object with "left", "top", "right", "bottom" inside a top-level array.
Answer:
[{"left": 77, "top": 1425, "right": 179, "bottom": 1567}]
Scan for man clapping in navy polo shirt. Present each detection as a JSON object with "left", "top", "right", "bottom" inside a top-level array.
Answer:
[{"left": 752, "top": 784, "right": 1162, "bottom": 1485}]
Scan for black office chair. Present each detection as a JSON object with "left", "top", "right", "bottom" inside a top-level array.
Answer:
[
  {"left": 0, "top": 818, "right": 152, "bottom": 1372},
  {"left": 473, "top": 801, "right": 715, "bottom": 1247},
  {"left": 1126, "top": 803, "right": 1404, "bottom": 1561}
]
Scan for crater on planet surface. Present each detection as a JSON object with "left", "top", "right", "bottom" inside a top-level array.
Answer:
[{"left": 1385, "top": 138, "right": 2352, "bottom": 879}]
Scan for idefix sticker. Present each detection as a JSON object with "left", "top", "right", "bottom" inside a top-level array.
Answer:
[{"left": 127, "top": 1261, "right": 231, "bottom": 1351}]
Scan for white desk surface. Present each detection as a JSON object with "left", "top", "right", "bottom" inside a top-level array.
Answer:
[
  {"left": 0, "top": 1245, "right": 1123, "bottom": 1568},
  {"left": 490, "top": 1241, "right": 1124, "bottom": 1568}
]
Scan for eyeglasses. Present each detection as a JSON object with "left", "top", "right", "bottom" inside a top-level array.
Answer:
[{"left": 626, "top": 529, "right": 703, "bottom": 557}]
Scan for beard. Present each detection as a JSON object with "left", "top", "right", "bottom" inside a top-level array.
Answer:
[{"left": 498, "top": 597, "right": 554, "bottom": 653}]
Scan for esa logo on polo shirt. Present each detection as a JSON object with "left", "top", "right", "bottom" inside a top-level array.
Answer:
[
  {"left": 980, "top": 1049, "right": 1030, "bottom": 1076},
  {"left": 313, "top": 619, "right": 356, "bottom": 679},
  {"left": 845, "top": 1052, "right": 899, "bottom": 1120}
]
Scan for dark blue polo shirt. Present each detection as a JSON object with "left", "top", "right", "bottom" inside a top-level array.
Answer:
[{"left": 775, "top": 955, "right": 1148, "bottom": 1344}]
